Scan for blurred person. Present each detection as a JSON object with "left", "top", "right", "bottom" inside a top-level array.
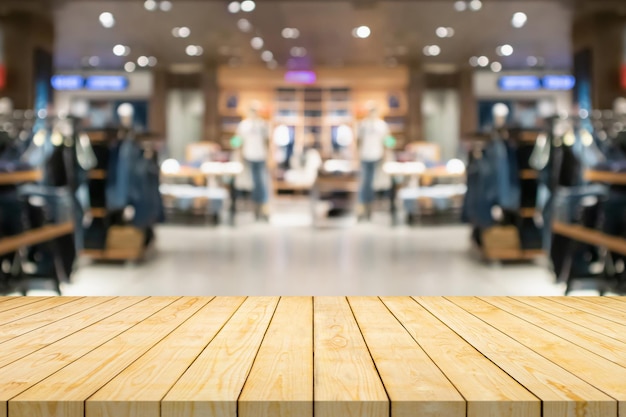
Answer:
[
  {"left": 356, "top": 101, "right": 390, "bottom": 220},
  {"left": 236, "top": 101, "right": 270, "bottom": 220}
]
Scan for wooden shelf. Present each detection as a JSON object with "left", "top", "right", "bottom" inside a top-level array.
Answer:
[
  {"left": 520, "top": 170, "right": 538, "bottom": 180},
  {"left": 90, "top": 208, "right": 107, "bottom": 218},
  {"left": 553, "top": 221, "right": 626, "bottom": 256},
  {"left": 82, "top": 248, "right": 145, "bottom": 261},
  {"left": 89, "top": 170, "right": 107, "bottom": 180},
  {"left": 483, "top": 248, "right": 544, "bottom": 261},
  {"left": 0, "top": 170, "right": 42, "bottom": 185},
  {"left": 584, "top": 170, "right": 626, "bottom": 185},
  {"left": 0, "top": 222, "right": 74, "bottom": 256},
  {"left": 520, "top": 208, "right": 536, "bottom": 218}
]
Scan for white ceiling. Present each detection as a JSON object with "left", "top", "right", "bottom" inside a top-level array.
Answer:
[{"left": 51, "top": 0, "right": 574, "bottom": 71}]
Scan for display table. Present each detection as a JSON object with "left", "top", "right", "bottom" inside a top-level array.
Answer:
[{"left": 0, "top": 296, "right": 625, "bottom": 417}]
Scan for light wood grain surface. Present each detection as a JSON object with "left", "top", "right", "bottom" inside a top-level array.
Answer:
[{"left": 1, "top": 296, "right": 626, "bottom": 417}]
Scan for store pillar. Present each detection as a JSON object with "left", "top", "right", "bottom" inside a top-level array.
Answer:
[
  {"left": 0, "top": 11, "right": 54, "bottom": 110},
  {"left": 149, "top": 69, "right": 167, "bottom": 136},
  {"left": 202, "top": 63, "right": 219, "bottom": 142},
  {"left": 572, "top": 11, "right": 626, "bottom": 111},
  {"left": 406, "top": 62, "right": 424, "bottom": 142},
  {"left": 459, "top": 68, "right": 477, "bottom": 136}
]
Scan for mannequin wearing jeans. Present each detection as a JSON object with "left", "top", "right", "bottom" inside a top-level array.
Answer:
[
  {"left": 237, "top": 103, "right": 270, "bottom": 220},
  {"left": 357, "top": 102, "right": 390, "bottom": 220}
]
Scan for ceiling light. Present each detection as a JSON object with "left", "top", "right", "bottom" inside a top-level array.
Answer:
[
  {"left": 261, "top": 50, "right": 273, "bottom": 62},
  {"left": 282, "top": 28, "right": 300, "bottom": 39},
  {"left": 267, "top": 60, "right": 278, "bottom": 70},
  {"left": 144, "top": 0, "right": 157, "bottom": 11},
  {"left": 241, "top": 0, "right": 255, "bottom": 12},
  {"left": 436, "top": 27, "right": 448, "bottom": 38},
  {"left": 527, "top": 56, "right": 538, "bottom": 67},
  {"left": 124, "top": 62, "right": 136, "bottom": 72},
  {"left": 237, "top": 18, "right": 252, "bottom": 32},
  {"left": 497, "top": 44, "right": 514, "bottom": 56},
  {"left": 445, "top": 27, "right": 455, "bottom": 37},
  {"left": 454, "top": 1, "right": 467, "bottom": 11},
  {"left": 137, "top": 56, "right": 150, "bottom": 67},
  {"left": 148, "top": 56, "right": 158, "bottom": 66},
  {"left": 88, "top": 56, "right": 100, "bottom": 67},
  {"left": 99, "top": 12, "right": 115, "bottom": 28},
  {"left": 290, "top": 28, "right": 300, "bottom": 38},
  {"left": 186, "top": 45, "right": 203, "bottom": 56},
  {"left": 160, "top": 1, "right": 172, "bottom": 11},
  {"left": 428, "top": 45, "right": 441, "bottom": 56},
  {"left": 469, "top": 56, "right": 479, "bottom": 67},
  {"left": 490, "top": 62, "right": 502, "bottom": 72},
  {"left": 228, "top": 1, "right": 241, "bottom": 13},
  {"left": 113, "top": 44, "right": 130, "bottom": 56},
  {"left": 477, "top": 56, "right": 489, "bottom": 67},
  {"left": 290, "top": 47, "right": 306, "bottom": 57},
  {"left": 172, "top": 27, "right": 180, "bottom": 37},
  {"left": 178, "top": 27, "right": 191, "bottom": 38},
  {"left": 512, "top": 12, "right": 527, "bottom": 28},
  {"left": 469, "top": 0, "right": 482, "bottom": 11},
  {"left": 423, "top": 46, "right": 432, "bottom": 56},
  {"left": 353, "top": 25, "right": 371, "bottom": 39},
  {"left": 251, "top": 37, "right": 264, "bottom": 50}
]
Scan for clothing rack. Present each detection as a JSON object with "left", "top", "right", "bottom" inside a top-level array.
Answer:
[{"left": 81, "top": 127, "right": 162, "bottom": 262}]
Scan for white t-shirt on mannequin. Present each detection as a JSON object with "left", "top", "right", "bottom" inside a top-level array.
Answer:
[
  {"left": 358, "top": 117, "right": 390, "bottom": 162},
  {"left": 237, "top": 118, "right": 269, "bottom": 162}
]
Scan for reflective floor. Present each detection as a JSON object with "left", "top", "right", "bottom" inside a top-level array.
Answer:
[{"left": 65, "top": 204, "right": 565, "bottom": 296}]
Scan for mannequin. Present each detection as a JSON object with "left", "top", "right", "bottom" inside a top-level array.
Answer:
[
  {"left": 236, "top": 102, "right": 270, "bottom": 220},
  {"left": 356, "top": 101, "right": 390, "bottom": 220}
]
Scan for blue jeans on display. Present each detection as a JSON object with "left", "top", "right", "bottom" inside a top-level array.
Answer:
[
  {"left": 359, "top": 160, "right": 378, "bottom": 204},
  {"left": 248, "top": 160, "right": 268, "bottom": 204}
]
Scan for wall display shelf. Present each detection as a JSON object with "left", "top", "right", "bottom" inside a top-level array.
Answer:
[
  {"left": 0, "top": 222, "right": 74, "bottom": 256},
  {"left": 553, "top": 221, "right": 626, "bottom": 257},
  {"left": 0, "top": 170, "right": 42, "bottom": 185},
  {"left": 584, "top": 170, "right": 626, "bottom": 185},
  {"left": 2, "top": 296, "right": 626, "bottom": 417},
  {"left": 520, "top": 169, "right": 539, "bottom": 180}
]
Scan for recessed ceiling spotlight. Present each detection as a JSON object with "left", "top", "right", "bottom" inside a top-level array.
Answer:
[
  {"left": 446, "top": 27, "right": 455, "bottom": 37},
  {"left": 428, "top": 45, "right": 441, "bottom": 56},
  {"left": 251, "top": 37, "right": 264, "bottom": 50},
  {"left": 148, "top": 56, "right": 158, "bottom": 66},
  {"left": 124, "top": 62, "right": 136, "bottom": 72},
  {"left": 290, "top": 46, "right": 307, "bottom": 57},
  {"left": 137, "top": 56, "right": 150, "bottom": 67},
  {"left": 99, "top": 12, "right": 115, "bottom": 28},
  {"left": 282, "top": 28, "right": 300, "bottom": 39},
  {"left": 477, "top": 55, "right": 489, "bottom": 67},
  {"left": 469, "top": 0, "right": 482, "bottom": 11},
  {"left": 228, "top": 1, "right": 241, "bottom": 13},
  {"left": 113, "top": 44, "right": 130, "bottom": 56},
  {"left": 436, "top": 27, "right": 448, "bottom": 38},
  {"left": 178, "top": 27, "right": 191, "bottom": 38},
  {"left": 88, "top": 56, "right": 100, "bottom": 67},
  {"left": 241, "top": 0, "right": 256, "bottom": 12},
  {"left": 512, "top": 12, "right": 528, "bottom": 28},
  {"left": 527, "top": 56, "right": 538, "bottom": 67},
  {"left": 144, "top": 0, "right": 157, "bottom": 11},
  {"left": 497, "top": 44, "right": 514, "bottom": 56},
  {"left": 353, "top": 25, "right": 371, "bottom": 39},
  {"left": 261, "top": 50, "right": 274, "bottom": 62},
  {"left": 469, "top": 56, "right": 479, "bottom": 67},
  {"left": 160, "top": 1, "right": 172, "bottom": 11},
  {"left": 237, "top": 18, "right": 252, "bottom": 32},
  {"left": 491, "top": 61, "right": 502, "bottom": 72},
  {"left": 423, "top": 46, "right": 431, "bottom": 56},
  {"left": 185, "top": 45, "right": 203, "bottom": 56},
  {"left": 454, "top": 1, "right": 467, "bottom": 11}
]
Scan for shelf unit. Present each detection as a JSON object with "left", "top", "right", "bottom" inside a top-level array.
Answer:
[
  {"left": 553, "top": 222, "right": 626, "bottom": 256},
  {"left": 584, "top": 170, "right": 626, "bottom": 185},
  {"left": 0, "top": 222, "right": 74, "bottom": 256},
  {"left": 0, "top": 170, "right": 42, "bottom": 185}
]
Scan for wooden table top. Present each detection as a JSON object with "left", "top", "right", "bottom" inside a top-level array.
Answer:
[{"left": 0, "top": 296, "right": 625, "bottom": 417}]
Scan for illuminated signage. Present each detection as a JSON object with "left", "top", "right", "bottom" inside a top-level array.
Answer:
[
  {"left": 85, "top": 76, "right": 129, "bottom": 91},
  {"left": 498, "top": 76, "right": 541, "bottom": 91},
  {"left": 542, "top": 75, "right": 576, "bottom": 90},
  {"left": 284, "top": 71, "right": 317, "bottom": 84},
  {"left": 51, "top": 75, "right": 84, "bottom": 90}
]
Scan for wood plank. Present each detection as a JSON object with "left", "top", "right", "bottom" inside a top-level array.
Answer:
[
  {"left": 239, "top": 297, "right": 313, "bottom": 417},
  {"left": 548, "top": 296, "right": 626, "bottom": 325},
  {"left": 162, "top": 297, "right": 280, "bottom": 417},
  {"left": 448, "top": 297, "right": 626, "bottom": 417},
  {"left": 313, "top": 297, "right": 388, "bottom": 417},
  {"left": 88, "top": 170, "right": 107, "bottom": 180},
  {"left": 481, "top": 297, "right": 626, "bottom": 366},
  {"left": 0, "top": 223, "right": 75, "bottom": 256},
  {"left": 0, "top": 297, "right": 81, "bottom": 327},
  {"left": 348, "top": 297, "right": 465, "bottom": 417},
  {"left": 512, "top": 297, "right": 626, "bottom": 344},
  {"left": 0, "top": 170, "right": 42, "bottom": 185},
  {"left": 86, "top": 297, "right": 245, "bottom": 417},
  {"left": 10, "top": 297, "right": 209, "bottom": 417},
  {"left": 414, "top": 297, "right": 616, "bottom": 417},
  {"left": 0, "top": 298, "right": 113, "bottom": 345},
  {"left": 580, "top": 297, "right": 626, "bottom": 313},
  {"left": 585, "top": 170, "right": 626, "bottom": 185},
  {"left": 520, "top": 169, "right": 538, "bottom": 179},
  {"left": 381, "top": 296, "right": 540, "bottom": 417},
  {"left": 0, "top": 297, "right": 51, "bottom": 314},
  {"left": 0, "top": 297, "right": 169, "bottom": 417}
]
